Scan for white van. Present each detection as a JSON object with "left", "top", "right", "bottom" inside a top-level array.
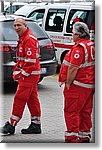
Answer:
[
  {"left": 41, "top": 1, "right": 95, "bottom": 64},
  {"left": 14, "top": 1, "right": 95, "bottom": 65}
]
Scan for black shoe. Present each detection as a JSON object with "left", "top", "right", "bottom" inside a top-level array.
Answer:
[
  {"left": 0, "top": 121, "right": 15, "bottom": 135},
  {"left": 21, "top": 122, "right": 41, "bottom": 134},
  {"left": 77, "top": 137, "right": 90, "bottom": 143}
]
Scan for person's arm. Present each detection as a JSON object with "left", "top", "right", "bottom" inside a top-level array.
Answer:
[
  {"left": 66, "top": 64, "right": 79, "bottom": 89},
  {"left": 66, "top": 45, "right": 84, "bottom": 89}
]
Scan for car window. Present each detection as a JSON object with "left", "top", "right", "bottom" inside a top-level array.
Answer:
[
  {"left": 45, "top": 9, "right": 66, "bottom": 32},
  {"left": 27, "top": 21, "right": 48, "bottom": 39},
  {"left": 0, "top": 21, "right": 48, "bottom": 41},
  {"left": 66, "top": 9, "right": 94, "bottom": 33},
  {"left": 1, "top": 22, "right": 18, "bottom": 40}
]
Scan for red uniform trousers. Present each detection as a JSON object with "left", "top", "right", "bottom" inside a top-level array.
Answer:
[
  {"left": 10, "top": 75, "right": 41, "bottom": 126},
  {"left": 64, "top": 84, "right": 95, "bottom": 142}
]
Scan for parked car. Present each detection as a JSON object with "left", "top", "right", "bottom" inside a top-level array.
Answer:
[
  {"left": 4, "top": 2, "right": 28, "bottom": 15},
  {"left": 11, "top": 3, "right": 47, "bottom": 26},
  {"left": 0, "top": 18, "right": 57, "bottom": 82}
]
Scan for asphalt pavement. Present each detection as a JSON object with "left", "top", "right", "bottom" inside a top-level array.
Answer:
[{"left": 0, "top": 75, "right": 95, "bottom": 143}]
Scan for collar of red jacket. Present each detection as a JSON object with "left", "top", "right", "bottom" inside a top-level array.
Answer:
[{"left": 19, "top": 27, "right": 30, "bottom": 40}]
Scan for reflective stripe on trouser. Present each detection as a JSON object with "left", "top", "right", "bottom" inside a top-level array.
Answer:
[
  {"left": 31, "top": 116, "right": 41, "bottom": 124},
  {"left": 63, "top": 84, "right": 94, "bottom": 135},
  {"left": 65, "top": 131, "right": 78, "bottom": 137},
  {"left": 10, "top": 115, "right": 20, "bottom": 126},
  {"left": 65, "top": 131, "right": 79, "bottom": 142},
  {"left": 65, "top": 131, "right": 91, "bottom": 142},
  {"left": 78, "top": 131, "right": 91, "bottom": 139},
  {"left": 11, "top": 82, "right": 41, "bottom": 126}
]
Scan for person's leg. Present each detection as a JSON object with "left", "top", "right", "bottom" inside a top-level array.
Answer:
[
  {"left": 10, "top": 85, "right": 32, "bottom": 126},
  {"left": 64, "top": 84, "right": 80, "bottom": 142},
  {"left": 78, "top": 89, "right": 94, "bottom": 142},
  {"left": 64, "top": 85, "right": 94, "bottom": 143},
  {"left": 21, "top": 84, "right": 41, "bottom": 134},
  {"left": 27, "top": 84, "right": 41, "bottom": 122},
  {"left": 0, "top": 84, "right": 32, "bottom": 135}
]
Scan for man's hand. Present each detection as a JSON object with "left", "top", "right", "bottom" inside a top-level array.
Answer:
[
  {"left": 65, "top": 82, "right": 71, "bottom": 90},
  {"left": 65, "top": 82, "right": 70, "bottom": 90},
  {"left": 13, "top": 71, "right": 21, "bottom": 81}
]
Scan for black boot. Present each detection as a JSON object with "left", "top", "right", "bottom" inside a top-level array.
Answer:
[
  {"left": 21, "top": 122, "right": 41, "bottom": 134},
  {"left": 0, "top": 121, "right": 15, "bottom": 135},
  {"left": 77, "top": 137, "right": 90, "bottom": 143}
]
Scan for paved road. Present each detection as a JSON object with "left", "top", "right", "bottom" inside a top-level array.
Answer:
[{"left": 0, "top": 75, "right": 95, "bottom": 143}]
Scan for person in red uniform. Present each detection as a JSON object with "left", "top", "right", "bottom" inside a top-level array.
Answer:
[
  {"left": 1, "top": 18, "right": 41, "bottom": 135},
  {"left": 59, "top": 22, "right": 95, "bottom": 143}
]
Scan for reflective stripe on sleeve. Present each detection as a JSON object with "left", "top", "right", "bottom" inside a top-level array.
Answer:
[
  {"left": 63, "top": 58, "right": 95, "bottom": 68},
  {"left": 13, "top": 71, "right": 21, "bottom": 75},
  {"left": 63, "top": 60, "right": 71, "bottom": 66},
  {"left": 18, "top": 57, "right": 36, "bottom": 63},
  {"left": 21, "top": 69, "right": 41, "bottom": 76},
  {"left": 25, "top": 58, "right": 36, "bottom": 63},
  {"left": 21, "top": 70, "right": 30, "bottom": 76}
]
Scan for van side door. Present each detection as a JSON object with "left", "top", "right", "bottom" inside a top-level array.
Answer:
[{"left": 44, "top": 8, "right": 66, "bottom": 63}]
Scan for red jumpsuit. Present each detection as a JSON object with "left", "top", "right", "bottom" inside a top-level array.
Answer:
[
  {"left": 59, "top": 39, "right": 95, "bottom": 142},
  {"left": 10, "top": 27, "right": 41, "bottom": 126}
]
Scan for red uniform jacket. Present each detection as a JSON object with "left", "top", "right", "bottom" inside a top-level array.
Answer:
[
  {"left": 13, "top": 27, "right": 40, "bottom": 85},
  {"left": 59, "top": 39, "right": 95, "bottom": 86}
]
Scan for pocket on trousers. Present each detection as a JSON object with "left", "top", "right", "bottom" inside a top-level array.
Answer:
[{"left": 64, "top": 91, "right": 79, "bottom": 113}]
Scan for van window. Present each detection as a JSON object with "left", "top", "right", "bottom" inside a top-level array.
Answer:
[
  {"left": 66, "top": 9, "right": 90, "bottom": 33},
  {"left": 45, "top": 9, "right": 66, "bottom": 32},
  {"left": 28, "top": 9, "right": 45, "bottom": 27}
]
